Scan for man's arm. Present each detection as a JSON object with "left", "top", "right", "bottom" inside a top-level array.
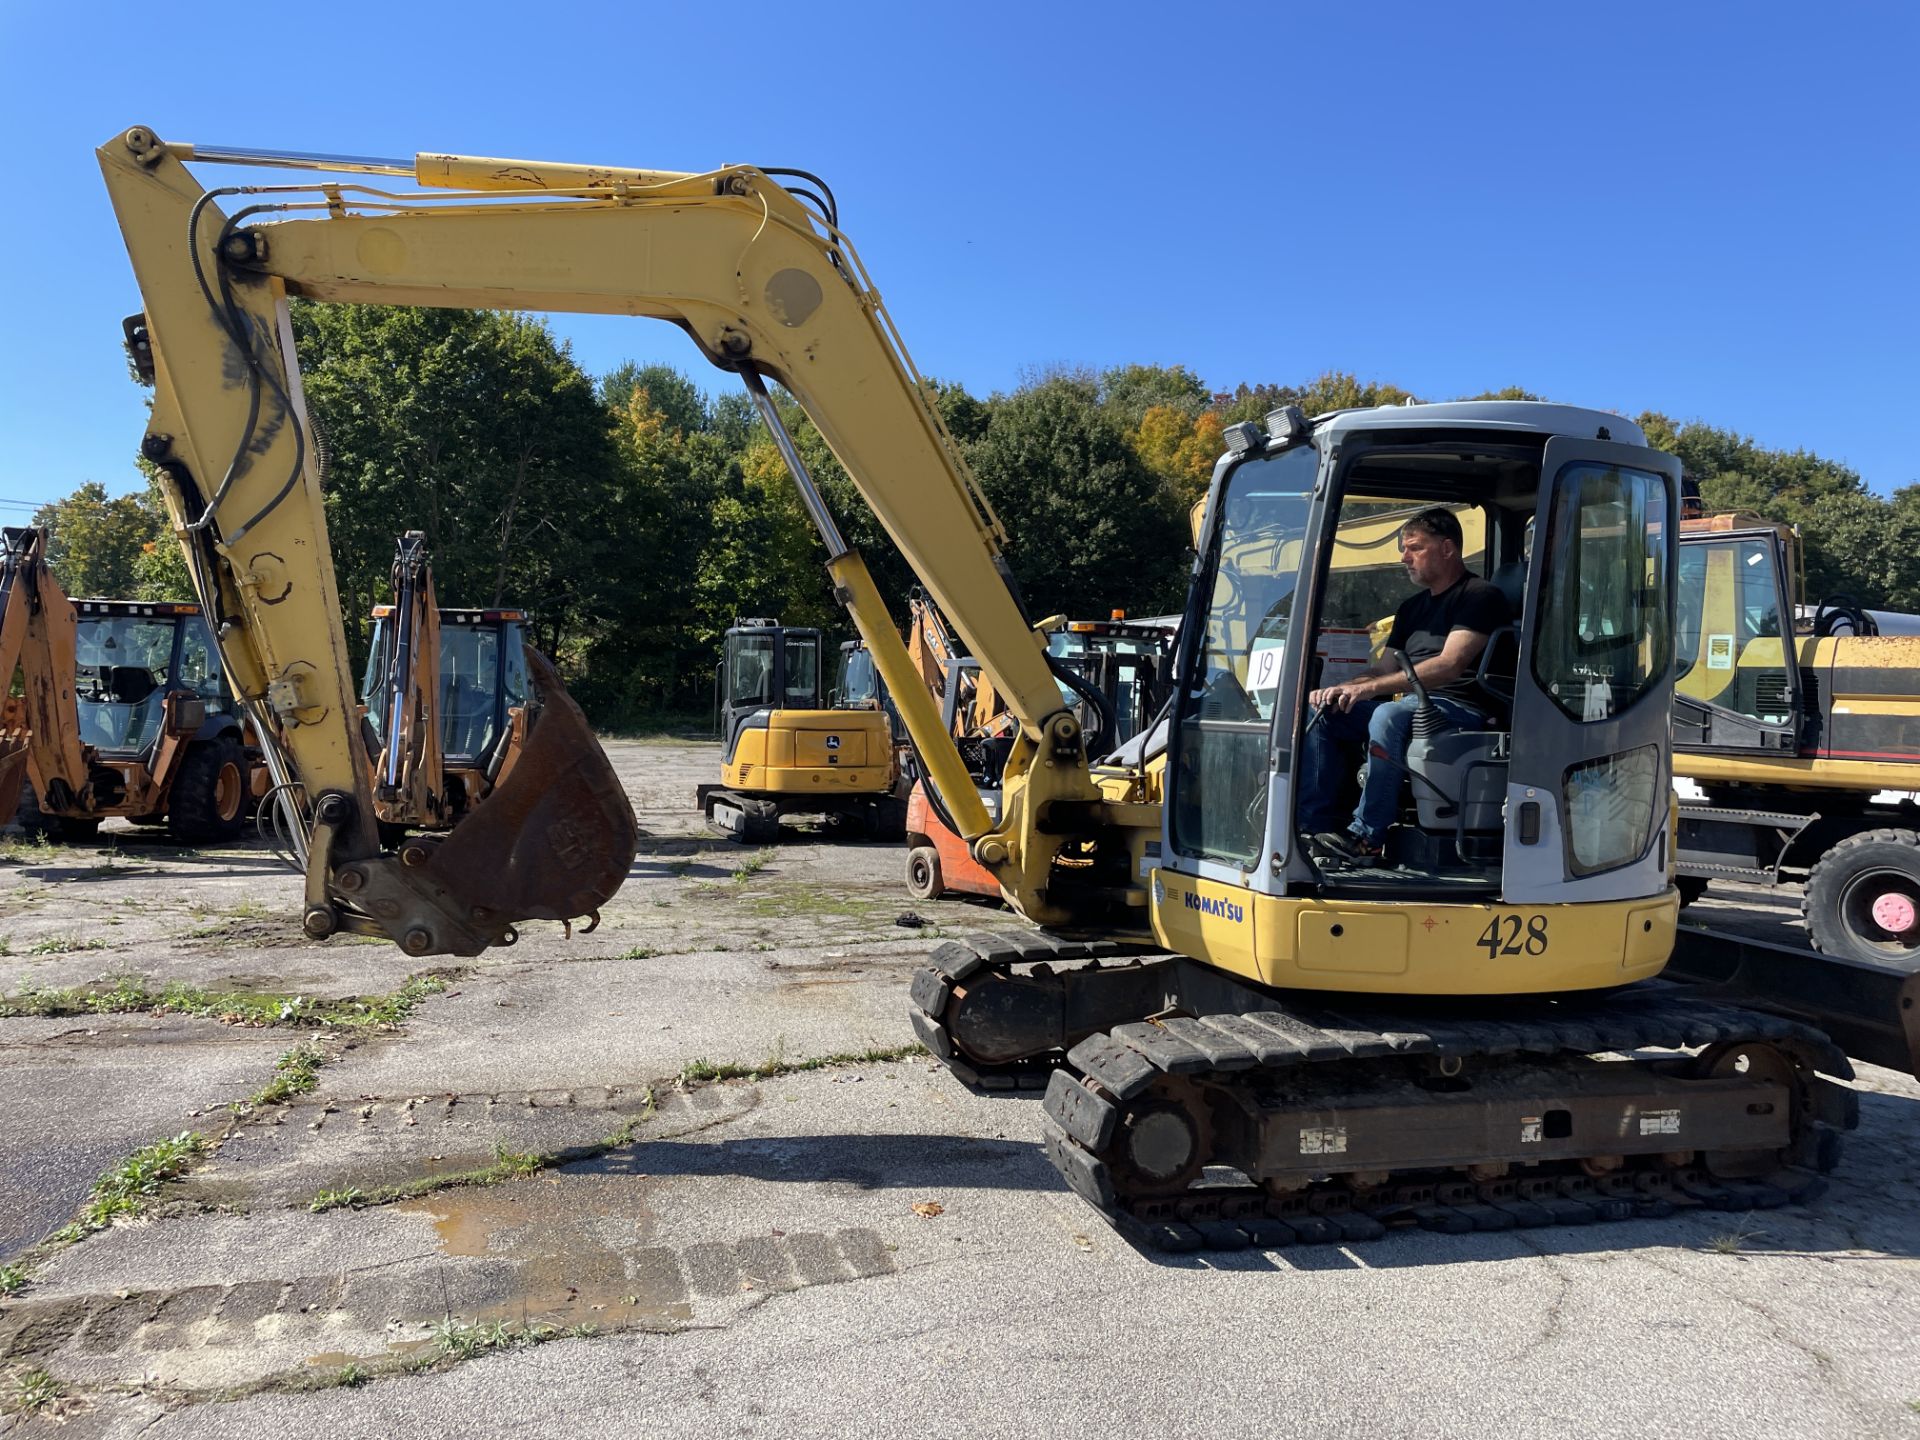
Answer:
[{"left": 1311, "top": 628, "right": 1490, "bottom": 711}]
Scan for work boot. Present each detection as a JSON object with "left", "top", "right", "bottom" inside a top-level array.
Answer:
[{"left": 1310, "top": 830, "right": 1383, "bottom": 868}]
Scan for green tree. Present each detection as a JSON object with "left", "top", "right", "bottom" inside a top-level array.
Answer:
[
  {"left": 966, "top": 376, "right": 1187, "bottom": 618},
  {"left": 1099, "top": 364, "right": 1210, "bottom": 430},
  {"left": 29, "top": 482, "right": 160, "bottom": 599},
  {"left": 600, "top": 362, "right": 711, "bottom": 438},
  {"left": 1213, "top": 370, "right": 1418, "bottom": 425},
  {"left": 287, "top": 303, "right": 624, "bottom": 666}
]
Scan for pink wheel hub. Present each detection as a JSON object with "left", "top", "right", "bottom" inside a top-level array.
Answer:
[{"left": 1871, "top": 891, "right": 1917, "bottom": 935}]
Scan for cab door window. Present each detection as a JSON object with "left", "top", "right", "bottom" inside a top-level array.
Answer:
[{"left": 1675, "top": 537, "right": 1792, "bottom": 724}]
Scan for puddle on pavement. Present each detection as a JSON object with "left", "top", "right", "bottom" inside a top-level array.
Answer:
[
  {"left": 305, "top": 1339, "right": 433, "bottom": 1369},
  {"left": 397, "top": 1170, "right": 692, "bottom": 1329}
]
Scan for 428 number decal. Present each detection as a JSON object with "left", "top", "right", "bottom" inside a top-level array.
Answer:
[{"left": 1476, "top": 913, "right": 1549, "bottom": 958}]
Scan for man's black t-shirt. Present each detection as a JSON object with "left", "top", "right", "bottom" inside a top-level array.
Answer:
[{"left": 1385, "top": 574, "right": 1513, "bottom": 706}]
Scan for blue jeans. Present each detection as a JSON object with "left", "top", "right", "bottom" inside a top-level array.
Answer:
[{"left": 1296, "top": 694, "right": 1487, "bottom": 844}]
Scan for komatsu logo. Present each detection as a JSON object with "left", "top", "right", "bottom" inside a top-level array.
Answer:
[{"left": 1183, "top": 891, "right": 1245, "bottom": 923}]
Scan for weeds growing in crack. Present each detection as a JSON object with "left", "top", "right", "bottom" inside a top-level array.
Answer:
[
  {"left": 3, "top": 1366, "right": 71, "bottom": 1418},
  {"left": 25, "top": 935, "right": 109, "bottom": 956},
  {"left": 730, "top": 847, "right": 776, "bottom": 884},
  {"left": 600, "top": 1093, "right": 656, "bottom": 1150},
  {"left": 246, "top": 1044, "right": 326, "bottom": 1109},
  {"left": 0, "top": 835, "right": 58, "bottom": 866},
  {"left": 617, "top": 945, "right": 661, "bottom": 960},
  {"left": 430, "top": 1316, "right": 565, "bottom": 1360},
  {"left": 677, "top": 1042, "right": 926, "bottom": 1088},
  {"left": 0, "top": 1263, "right": 28, "bottom": 1297},
  {"left": 51, "top": 1131, "right": 207, "bottom": 1243},
  {"left": 307, "top": 1138, "right": 549, "bottom": 1213},
  {"left": 0, "top": 972, "right": 448, "bottom": 1029},
  {"left": 1705, "top": 1218, "right": 1769, "bottom": 1255}
]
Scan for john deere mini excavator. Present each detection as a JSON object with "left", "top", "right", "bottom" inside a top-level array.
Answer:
[
  {"left": 103, "top": 128, "right": 1892, "bottom": 1250},
  {"left": 359, "top": 531, "right": 535, "bottom": 834},
  {"left": 697, "top": 617, "right": 906, "bottom": 843},
  {"left": 0, "top": 527, "right": 255, "bottom": 843}
]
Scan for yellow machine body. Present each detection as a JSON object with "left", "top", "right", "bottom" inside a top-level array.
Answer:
[{"left": 725, "top": 708, "right": 892, "bottom": 795}]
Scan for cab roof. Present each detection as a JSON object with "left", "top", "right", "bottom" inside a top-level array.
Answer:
[{"left": 1314, "top": 400, "right": 1646, "bottom": 447}]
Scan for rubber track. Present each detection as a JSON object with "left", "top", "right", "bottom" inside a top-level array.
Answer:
[{"left": 908, "top": 931, "right": 1856, "bottom": 1254}]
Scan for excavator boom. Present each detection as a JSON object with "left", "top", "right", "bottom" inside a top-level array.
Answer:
[{"left": 99, "top": 126, "right": 1113, "bottom": 949}]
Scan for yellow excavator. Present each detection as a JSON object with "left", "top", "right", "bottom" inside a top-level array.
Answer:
[
  {"left": 1674, "top": 513, "right": 1920, "bottom": 964},
  {"left": 0, "top": 527, "right": 256, "bottom": 843},
  {"left": 101, "top": 129, "right": 1878, "bottom": 1250},
  {"left": 696, "top": 616, "right": 906, "bottom": 843},
  {"left": 359, "top": 531, "right": 535, "bottom": 835}
]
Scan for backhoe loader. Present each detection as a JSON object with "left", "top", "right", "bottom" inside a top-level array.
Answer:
[
  {"left": 100, "top": 129, "right": 1889, "bottom": 1250},
  {"left": 696, "top": 617, "right": 906, "bottom": 843},
  {"left": 358, "top": 531, "right": 534, "bottom": 833},
  {"left": 0, "top": 527, "right": 255, "bottom": 843}
]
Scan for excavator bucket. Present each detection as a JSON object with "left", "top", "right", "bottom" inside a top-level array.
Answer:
[{"left": 417, "top": 648, "right": 637, "bottom": 926}]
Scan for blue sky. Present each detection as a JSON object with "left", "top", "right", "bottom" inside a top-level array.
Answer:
[{"left": 3, "top": 1, "right": 1914, "bottom": 521}]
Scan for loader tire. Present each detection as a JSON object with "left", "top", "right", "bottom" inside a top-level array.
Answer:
[
  {"left": 1803, "top": 828, "right": 1920, "bottom": 965},
  {"left": 905, "top": 845, "right": 944, "bottom": 901},
  {"left": 16, "top": 782, "right": 101, "bottom": 844},
  {"left": 169, "top": 736, "right": 248, "bottom": 844}
]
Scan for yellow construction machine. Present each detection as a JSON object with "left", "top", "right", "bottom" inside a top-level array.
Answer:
[
  {"left": 696, "top": 616, "right": 906, "bottom": 843},
  {"left": 359, "top": 531, "right": 535, "bottom": 835},
  {"left": 0, "top": 527, "right": 256, "bottom": 843},
  {"left": 101, "top": 129, "right": 1884, "bottom": 1250},
  {"left": 1674, "top": 513, "right": 1920, "bottom": 965}
]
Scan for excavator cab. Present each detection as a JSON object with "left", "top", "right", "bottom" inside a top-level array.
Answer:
[
  {"left": 698, "top": 619, "right": 904, "bottom": 843},
  {"left": 1045, "top": 618, "right": 1173, "bottom": 759},
  {"left": 1157, "top": 403, "right": 1681, "bottom": 988}
]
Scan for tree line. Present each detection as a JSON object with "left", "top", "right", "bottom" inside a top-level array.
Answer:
[{"left": 30, "top": 303, "right": 1912, "bottom": 727}]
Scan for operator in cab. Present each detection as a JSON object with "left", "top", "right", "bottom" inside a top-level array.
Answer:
[{"left": 1299, "top": 508, "right": 1512, "bottom": 867}]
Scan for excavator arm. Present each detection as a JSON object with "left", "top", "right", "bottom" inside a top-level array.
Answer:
[{"left": 99, "top": 128, "right": 1136, "bottom": 947}]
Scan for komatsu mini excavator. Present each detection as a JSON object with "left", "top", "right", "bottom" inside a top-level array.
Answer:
[
  {"left": 100, "top": 128, "right": 1872, "bottom": 1248},
  {"left": 359, "top": 531, "right": 535, "bottom": 834}
]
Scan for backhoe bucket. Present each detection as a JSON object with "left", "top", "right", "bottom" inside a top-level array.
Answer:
[{"left": 418, "top": 648, "right": 636, "bottom": 926}]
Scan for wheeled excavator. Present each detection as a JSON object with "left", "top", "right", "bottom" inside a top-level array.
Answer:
[
  {"left": 359, "top": 531, "right": 536, "bottom": 833},
  {"left": 1666, "top": 513, "right": 1920, "bottom": 980},
  {"left": 0, "top": 527, "right": 256, "bottom": 843},
  {"left": 100, "top": 129, "right": 1882, "bottom": 1249}
]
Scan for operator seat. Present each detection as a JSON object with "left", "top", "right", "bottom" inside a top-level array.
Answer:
[{"left": 1398, "top": 561, "right": 1526, "bottom": 866}]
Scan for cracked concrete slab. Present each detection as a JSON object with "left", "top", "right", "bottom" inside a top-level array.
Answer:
[{"left": 2, "top": 741, "right": 1917, "bottom": 1439}]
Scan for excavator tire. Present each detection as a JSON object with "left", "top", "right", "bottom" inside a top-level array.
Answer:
[
  {"left": 905, "top": 845, "right": 944, "bottom": 901},
  {"left": 909, "top": 931, "right": 1858, "bottom": 1254},
  {"left": 1803, "top": 828, "right": 1920, "bottom": 966},
  {"left": 15, "top": 781, "right": 101, "bottom": 844},
  {"left": 168, "top": 735, "right": 248, "bottom": 844}
]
